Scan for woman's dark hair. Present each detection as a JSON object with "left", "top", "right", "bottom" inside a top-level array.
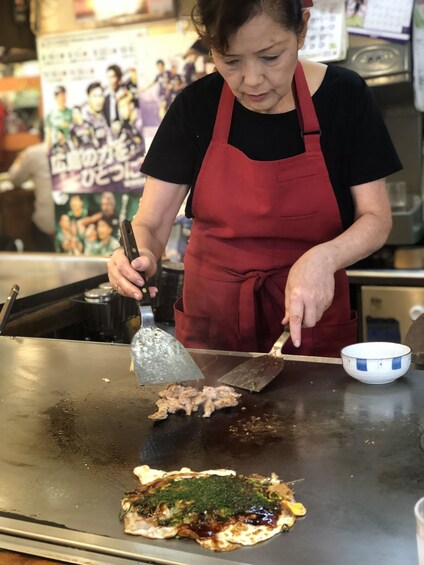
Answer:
[{"left": 192, "top": 0, "right": 305, "bottom": 53}]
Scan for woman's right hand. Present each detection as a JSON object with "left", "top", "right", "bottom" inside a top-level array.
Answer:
[
  {"left": 107, "top": 247, "right": 158, "bottom": 300},
  {"left": 108, "top": 176, "right": 190, "bottom": 299}
]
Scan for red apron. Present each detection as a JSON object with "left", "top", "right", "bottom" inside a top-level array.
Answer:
[{"left": 175, "top": 62, "right": 357, "bottom": 356}]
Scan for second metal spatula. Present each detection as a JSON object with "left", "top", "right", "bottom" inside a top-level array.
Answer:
[
  {"left": 218, "top": 328, "right": 290, "bottom": 392},
  {"left": 120, "top": 220, "right": 204, "bottom": 386}
]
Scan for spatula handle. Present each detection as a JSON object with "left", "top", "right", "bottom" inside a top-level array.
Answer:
[
  {"left": 120, "top": 220, "right": 152, "bottom": 306},
  {"left": 271, "top": 327, "right": 291, "bottom": 357},
  {"left": 0, "top": 284, "right": 19, "bottom": 335}
]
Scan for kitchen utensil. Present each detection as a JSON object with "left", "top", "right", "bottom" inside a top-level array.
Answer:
[
  {"left": 415, "top": 497, "right": 424, "bottom": 565},
  {"left": 217, "top": 327, "right": 290, "bottom": 392},
  {"left": 340, "top": 341, "right": 411, "bottom": 384},
  {"left": 404, "top": 314, "right": 424, "bottom": 366},
  {"left": 0, "top": 283, "right": 19, "bottom": 335},
  {"left": 120, "top": 220, "right": 204, "bottom": 386}
]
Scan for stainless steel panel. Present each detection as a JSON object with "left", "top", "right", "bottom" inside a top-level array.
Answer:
[
  {"left": 0, "top": 253, "right": 108, "bottom": 300},
  {"left": 395, "top": 248, "right": 424, "bottom": 270},
  {"left": 362, "top": 285, "right": 424, "bottom": 341},
  {"left": 347, "top": 268, "right": 424, "bottom": 286},
  {"left": 0, "top": 337, "right": 423, "bottom": 564}
]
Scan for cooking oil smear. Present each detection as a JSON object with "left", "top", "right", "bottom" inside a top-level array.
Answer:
[
  {"left": 44, "top": 397, "right": 80, "bottom": 455},
  {"left": 131, "top": 327, "right": 203, "bottom": 384}
]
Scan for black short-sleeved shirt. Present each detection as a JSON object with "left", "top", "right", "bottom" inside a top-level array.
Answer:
[{"left": 141, "top": 64, "right": 402, "bottom": 229}]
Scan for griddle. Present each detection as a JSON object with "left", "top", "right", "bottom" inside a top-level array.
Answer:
[{"left": 0, "top": 337, "right": 423, "bottom": 564}]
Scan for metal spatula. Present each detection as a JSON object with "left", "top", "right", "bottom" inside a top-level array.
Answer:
[
  {"left": 404, "top": 313, "right": 424, "bottom": 366},
  {"left": 218, "top": 328, "right": 290, "bottom": 392},
  {"left": 120, "top": 220, "right": 204, "bottom": 386},
  {"left": 0, "top": 284, "right": 19, "bottom": 335}
]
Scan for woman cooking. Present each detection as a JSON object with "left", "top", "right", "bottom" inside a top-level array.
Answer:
[{"left": 108, "top": 0, "right": 401, "bottom": 357}]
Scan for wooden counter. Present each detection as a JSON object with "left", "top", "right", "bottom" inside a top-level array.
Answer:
[{"left": 0, "top": 550, "right": 62, "bottom": 564}]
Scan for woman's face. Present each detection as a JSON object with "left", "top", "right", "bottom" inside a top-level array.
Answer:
[{"left": 212, "top": 11, "right": 309, "bottom": 114}]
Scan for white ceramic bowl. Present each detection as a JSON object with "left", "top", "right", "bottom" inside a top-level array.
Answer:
[{"left": 340, "top": 342, "right": 412, "bottom": 384}]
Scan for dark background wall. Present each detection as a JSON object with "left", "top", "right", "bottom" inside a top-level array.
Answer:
[{"left": 0, "top": 0, "right": 35, "bottom": 51}]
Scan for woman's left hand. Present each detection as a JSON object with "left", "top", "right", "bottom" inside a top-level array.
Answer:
[{"left": 282, "top": 245, "right": 336, "bottom": 348}]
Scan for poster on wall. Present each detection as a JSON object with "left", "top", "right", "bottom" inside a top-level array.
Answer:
[
  {"left": 38, "top": 26, "right": 149, "bottom": 194},
  {"left": 37, "top": 25, "right": 206, "bottom": 256}
]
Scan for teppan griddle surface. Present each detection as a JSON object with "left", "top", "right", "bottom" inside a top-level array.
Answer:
[{"left": 0, "top": 336, "right": 423, "bottom": 564}]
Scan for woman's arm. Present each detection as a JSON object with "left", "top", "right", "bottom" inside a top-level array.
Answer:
[
  {"left": 107, "top": 176, "right": 189, "bottom": 299},
  {"left": 283, "top": 178, "right": 392, "bottom": 347}
]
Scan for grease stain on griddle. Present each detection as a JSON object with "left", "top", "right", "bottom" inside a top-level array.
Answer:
[
  {"left": 1, "top": 458, "right": 36, "bottom": 468},
  {"left": 229, "top": 413, "right": 285, "bottom": 445},
  {"left": 186, "top": 398, "right": 301, "bottom": 464},
  {"left": 41, "top": 390, "right": 157, "bottom": 493},
  {"left": 43, "top": 396, "right": 82, "bottom": 456}
]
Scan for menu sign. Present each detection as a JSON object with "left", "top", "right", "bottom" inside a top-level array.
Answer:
[{"left": 300, "top": 0, "right": 347, "bottom": 63}]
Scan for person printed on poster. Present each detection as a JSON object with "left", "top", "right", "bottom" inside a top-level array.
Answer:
[
  {"left": 182, "top": 39, "right": 210, "bottom": 85},
  {"left": 103, "top": 64, "right": 125, "bottom": 127},
  {"left": 93, "top": 217, "right": 121, "bottom": 255},
  {"left": 141, "top": 59, "right": 173, "bottom": 119},
  {"left": 70, "top": 106, "right": 96, "bottom": 149},
  {"left": 79, "top": 191, "right": 120, "bottom": 239},
  {"left": 51, "top": 128, "right": 72, "bottom": 156},
  {"left": 67, "top": 193, "right": 89, "bottom": 239},
  {"left": 45, "top": 86, "right": 73, "bottom": 149},
  {"left": 55, "top": 213, "right": 83, "bottom": 254},
  {"left": 164, "top": 61, "right": 186, "bottom": 112},
  {"left": 111, "top": 90, "right": 145, "bottom": 161},
  {"left": 82, "top": 82, "right": 109, "bottom": 148},
  {"left": 124, "top": 67, "right": 140, "bottom": 108}
]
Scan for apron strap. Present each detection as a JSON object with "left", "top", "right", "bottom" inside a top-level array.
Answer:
[
  {"left": 211, "top": 81, "right": 235, "bottom": 143},
  {"left": 293, "top": 61, "right": 322, "bottom": 152}
]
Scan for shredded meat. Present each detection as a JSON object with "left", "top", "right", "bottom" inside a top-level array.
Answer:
[{"left": 148, "top": 384, "right": 241, "bottom": 420}]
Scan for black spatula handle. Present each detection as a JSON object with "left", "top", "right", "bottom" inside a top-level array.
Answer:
[
  {"left": 120, "top": 220, "right": 152, "bottom": 306},
  {"left": 0, "top": 284, "right": 19, "bottom": 335}
]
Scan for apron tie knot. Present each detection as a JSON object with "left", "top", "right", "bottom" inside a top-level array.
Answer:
[
  {"left": 251, "top": 271, "right": 269, "bottom": 290},
  {"left": 239, "top": 270, "right": 282, "bottom": 351}
]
